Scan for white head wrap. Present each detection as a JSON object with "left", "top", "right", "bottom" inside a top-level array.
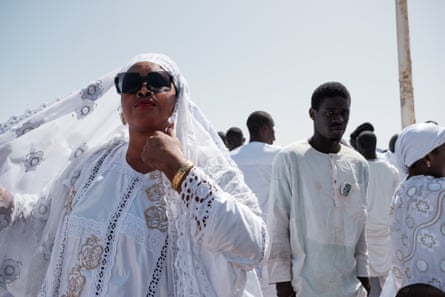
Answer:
[{"left": 395, "top": 122, "right": 445, "bottom": 174}]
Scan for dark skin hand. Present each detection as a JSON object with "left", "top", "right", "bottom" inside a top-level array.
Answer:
[
  {"left": 276, "top": 282, "right": 295, "bottom": 297},
  {"left": 141, "top": 122, "right": 189, "bottom": 181},
  {"left": 358, "top": 276, "right": 371, "bottom": 296},
  {"left": 276, "top": 278, "right": 370, "bottom": 297}
]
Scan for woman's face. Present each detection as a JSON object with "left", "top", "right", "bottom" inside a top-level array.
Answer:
[
  {"left": 120, "top": 61, "right": 176, "bottom": 134},
  {"left": 429, "top": 142, "right": 445, "bottom": 177}
]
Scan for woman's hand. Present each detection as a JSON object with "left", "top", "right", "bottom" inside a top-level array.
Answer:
[
  {"left": 0, "top": 185, "right": 13, "bottom": 209},
  {"left": 141, "top": 123, "right": 190, "bottom": 181}
]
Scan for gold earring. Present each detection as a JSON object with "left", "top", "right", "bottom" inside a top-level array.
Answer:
[
  {"left": 426, "top": 160, "right": 431, "bottom": 168},
  {"left": 120, "top": 113, "right": 127, "bottom": 125}
]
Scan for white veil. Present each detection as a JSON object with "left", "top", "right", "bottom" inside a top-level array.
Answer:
[
  {"left": 0, "top": 53, "right": 262, "bottom": 296},
  {"left": 0, "top": 53, "right": 261, "bottom": 209}
]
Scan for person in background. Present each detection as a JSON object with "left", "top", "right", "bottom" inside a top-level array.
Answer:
[
  {"left": 226, "top": 127, "right": 246, "bottom": 151},
  {"left": 218, "top": 130, "right": 227, "bottom": 147},
  {"left": 349, "top": 122, "right": 375, "bottom": 150},
  {"left": 380, "top": 122, "right": 445, "bottom": 297},
  {"left": 382, "top": 133, "right": 407, "bottom": 182},
  {"left": 231, "top": 110, "right": 282, "bottom": 296},
  {"left": 396, "top": 283, "right": 445, "bottom": 297},
  {"left": 267, "top": 81, "right": 370, "bottom": 297},
  {"left": 355, "top": 131, "right": 399, "bottom": 297},
  {"left": 0, "top": 53, "right": 266, "bottom": 297}
]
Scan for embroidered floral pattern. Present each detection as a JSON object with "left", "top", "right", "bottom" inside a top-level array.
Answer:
[
  {"left": 430, "top": 278, "right": 443, "bottom": 290},
  {"left": 24, "top": 150, "right": 45, "bottom": 172},
  {"left": 65, "top": 171, "right": 81, "bottom": 211},
  {"left": 74, "top": 101, "right": 95, "bottom": 119},
  {"left": 31, "top": 196, "right": 50, "bottom": 222},
  {"left": 415, "top": 199, "right": 430, "bottom": 215},
  {"left": 144, "top": 171, "right": 168, "bottom": 232},
  {"left": 62, "top": 235, "right": 103, "bottom": 297},
  {"left": 80, "top": 81, "right": 103, "bottom": 101},
  {"left": 0, "top": 208, "right": 10, "bottom": 232},
  {"left": 63, "top": 266, "right": 85, "bottom": 297},
  {"left": 0, "top": 258, "right": 21, "bottom": 287},
  {"left": 390, "top": 176, "right": 445, "bottom": 289},
  {"left": 65, "top": 186, "right": 77, "bottom": 212},
  {"left": 42, "top": 239, "right": 54, "bottom": 261},
  {"left": 419, "top": 231, "right": 437, "bottom": 249},
  {"left": 79, "top": 236, "right": 103, "bottom": 269},
  {"left": 15, "top": 119, "right": 44, "bottom": 137},
  {"left": 144, "top": 205, "right": 168, "bottom": 232},
  {"left": 145, "top": 183, "right": 165, "bottom": 202},
  {"left": 69, "top": 143, "right": 88, "bottom": 161},
  {"left": 0, "top": 102, "right": 50, "bottom": 135}
]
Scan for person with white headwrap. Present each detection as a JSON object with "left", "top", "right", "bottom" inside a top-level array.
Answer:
[
  {"left": 0, "top": 53, "right": 266, "bottom": 297},
  {"left": 380, "top": 122, "right": 445, "bottom": 296}
]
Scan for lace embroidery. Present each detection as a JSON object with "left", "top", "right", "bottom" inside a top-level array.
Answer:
[
  {"left": 62, "top": 235, "right": 104, "bottom": 297},
  {"left": 170, "top": 167, "right": 217, "bottom": 296},
  {"left": 180, "top": 168, "right": 216, "bottom": 237},
  {"left": 94, "top": 176, "right": 140, "bottom": 296},
  {"left": 52, "top": 142, "right": 119, "bottom": 296},
  {"left": 145, "top": 236, "right": 168, "bottom": 297}
]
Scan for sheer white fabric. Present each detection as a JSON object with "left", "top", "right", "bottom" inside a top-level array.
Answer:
[{"left": 0, "top": 53, "right": 265, "bottom": 297}]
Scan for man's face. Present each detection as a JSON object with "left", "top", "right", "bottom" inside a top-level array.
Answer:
[{"left": 310, "top": 96, "right": 350, "bottom": 142}]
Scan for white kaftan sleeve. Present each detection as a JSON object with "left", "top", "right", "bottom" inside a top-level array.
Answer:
[
  {"left": 355, "top": 225, "right": 369, "bottom": 277},
  {"left": 266, "top": 152, "right": 293, "bottom": 284},
  {"left": 169, "top": 166, "right": 267, "bottom": 297}
]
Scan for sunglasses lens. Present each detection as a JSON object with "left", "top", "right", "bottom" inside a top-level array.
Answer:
[
  {"left": 121, "top": 73, "right": 142, "bottom": 94},
  {"left": 146, "top": 72, "right": 172, "bottom": 91}
]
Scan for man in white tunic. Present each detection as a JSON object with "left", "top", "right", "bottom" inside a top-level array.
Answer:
[
  {"left": 267, "top": 81, "right": 370, "bottom": 297},
  {"left": 355, "top": 131, "right": 399, "bottom": 297},
  {"left": 231, "top": 110, "right": 282, "bottom": 296}
]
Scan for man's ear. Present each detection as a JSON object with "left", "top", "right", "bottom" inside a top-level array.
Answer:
[{"left": 309, "top": 107, "right": 315, "bottom": 120}]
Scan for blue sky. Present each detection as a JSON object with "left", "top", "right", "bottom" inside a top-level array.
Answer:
[{"left": 1, "top": 0, "right": 443, "bottom": 149}]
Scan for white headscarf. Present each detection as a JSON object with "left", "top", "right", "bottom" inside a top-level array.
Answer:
[{"left": 395, "top": 122, "right": 445, "bottom": 174}]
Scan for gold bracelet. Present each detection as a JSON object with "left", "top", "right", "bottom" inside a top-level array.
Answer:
[{"left": 171, "top": 161, "right": 194, "bottom": 191}]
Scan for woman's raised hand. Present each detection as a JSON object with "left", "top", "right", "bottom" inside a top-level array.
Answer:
[{"left": 141, "top": 123, "right": 190, "bottom": 181}]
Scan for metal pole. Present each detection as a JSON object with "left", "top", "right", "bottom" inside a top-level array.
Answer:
[{"left": 395, "top": 0, "right": 416, "bottom": 128}]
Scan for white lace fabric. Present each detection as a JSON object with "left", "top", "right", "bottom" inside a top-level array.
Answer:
[{"left": 0, "top": 53, "right": 265, "bottom": 297}]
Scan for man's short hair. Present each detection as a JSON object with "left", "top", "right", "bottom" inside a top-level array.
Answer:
[{"left": 311, "top": 81, "right": 351, "bottom": 110}]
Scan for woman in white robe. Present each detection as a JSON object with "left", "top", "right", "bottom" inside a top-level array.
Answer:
[
  {"left": 0, "top": 53, "right": 266, "bottom": 297},
  {"left": 380, "top": 122, "right": 445, "bottom": 296}
]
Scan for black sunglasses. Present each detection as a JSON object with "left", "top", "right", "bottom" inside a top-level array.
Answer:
[{"left": 114, "top": 71, "right": 174, "bottom": 94}]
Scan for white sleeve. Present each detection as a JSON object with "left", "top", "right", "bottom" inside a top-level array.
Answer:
[
  {"left": 178, "top": 166, "right": 267, "bottom": 270},
  {"left": 266, "top": 152, "right": 293, "bottom": 283}
]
